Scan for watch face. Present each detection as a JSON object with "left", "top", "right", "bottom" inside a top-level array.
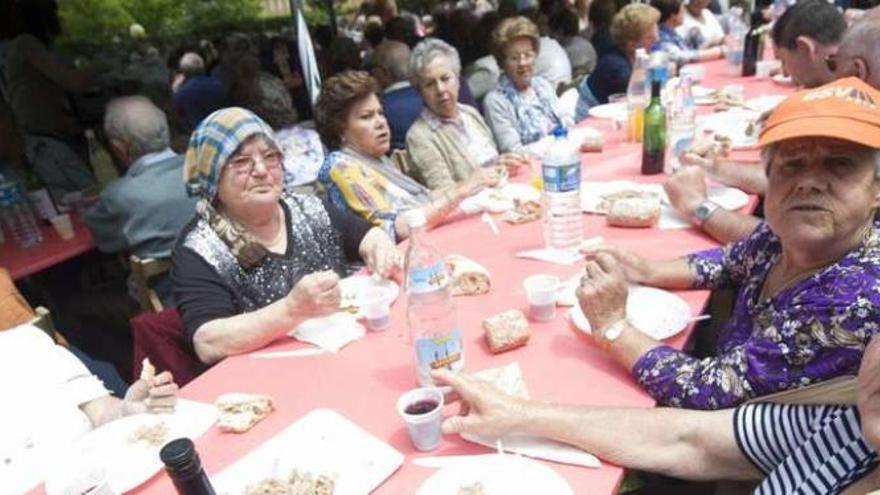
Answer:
[{"left": 696, "top": 204, "right": 711, "bottom": 219}]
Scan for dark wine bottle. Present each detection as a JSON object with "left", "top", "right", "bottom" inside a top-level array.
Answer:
[
  {"left": 641, "top": 77, "right": 666, "bottom": 175},
  {"left": 160, "top": 438, "right": 217, "bottom": 495},
  {"left": 742, "top": 10, "right": 764, "bottom": 77}
]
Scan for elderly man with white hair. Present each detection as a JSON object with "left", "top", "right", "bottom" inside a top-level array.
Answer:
[
  {"left": 405, "top": 38, "right": 528, "bottom": 190},
  {"left": 84, "top": 97, "right": 196, "bottom": 300}
]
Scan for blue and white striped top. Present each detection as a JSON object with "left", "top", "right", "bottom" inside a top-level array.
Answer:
[{"left": 734, "top": 403, "right": 878, "bottom": 494}]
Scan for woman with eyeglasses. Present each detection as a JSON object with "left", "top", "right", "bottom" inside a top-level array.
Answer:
[
  {"left": 482, "top": 16, "right": 574, "bottom": 154},
  {"left": 171, "top": 108, "right": 401, "bottom": 366}
]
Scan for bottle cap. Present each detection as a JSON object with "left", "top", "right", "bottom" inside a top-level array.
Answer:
[
  {"left": 404, "top": 209, "right": 427, "bottom": 229},
  {"left": 551, "top": 127, "right": 568, "bottom": 139}
]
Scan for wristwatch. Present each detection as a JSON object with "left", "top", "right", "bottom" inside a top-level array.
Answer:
[
  {"left": 598, "top": 319, "right": 630, "bottom": 349},
  {"left": 693, "top": 200, "right": 721, "bottom": 228}
]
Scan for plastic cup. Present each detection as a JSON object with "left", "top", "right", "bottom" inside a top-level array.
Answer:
[
  {"left": 523, "top": 274, "right": 559, "bottom": 322},
  {"left": 362, "top": 287, "right": 391, "bottom": 332},
  {"left": 397, "top": 387, "right": 445, "bottom": 451},
  {"left": 679, "top": 65, "right": 705, "bottom": 83},
  {"left": 608, "top": 93, "right": 628, "bottom": 134},
  {"left": 50, "top": 214, "right": 75, "bottom": 240}
]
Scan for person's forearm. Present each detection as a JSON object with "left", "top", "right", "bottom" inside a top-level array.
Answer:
[
  {"left": 81, "top": 396, "right": 125, "bottom": 427},
  {"left": 642, "top": 258, "right": 696, "bottom": 290},
  {"left": 697, "top": 46, "right": 723, "bottom": 61},
  {"left": 708, "top": 160, "right": 766, "bottom": 194},
  {"left": 423, "top": 183, "right": 469, "bottom": 228},
  {"left": 702, "top": 209, "right": 760, "bottom": 244},
  {"left": 515, "top": 402, "right": 755, "bottom": 480},
  {"left": 192, "top": 299, "right": 304, "bottom": 364}
]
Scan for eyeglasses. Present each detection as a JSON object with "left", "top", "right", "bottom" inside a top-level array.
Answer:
[
  {"left": 505, "top": 51, "right": 536, "bottom": 64},
  {"left": 227, "top": 150, "right": 284, "bottom": 178},
  {"left": 825, "top": 53, "right": 869, "bottom": 77}
]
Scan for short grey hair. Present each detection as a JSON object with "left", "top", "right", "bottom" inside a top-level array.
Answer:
[
  {"left": 409, "top": 37, "right": 461, "bottom": 88},
  {"left": 178, "top": 52, "right": 205, "bottom": 77},
  {"left": 761, "top": 140, "right": 880, "bottom": 178},
  {"left": 104, "top": 96, "right": 170, "bottom": 158}
]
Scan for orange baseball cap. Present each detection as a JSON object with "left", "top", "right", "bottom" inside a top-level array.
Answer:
[{"left": 759, "top": 77, "right": 880, "bottom": 148}]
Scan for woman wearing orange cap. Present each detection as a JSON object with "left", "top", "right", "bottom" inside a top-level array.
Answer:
[{"left": 574, "top": 77, "right": 880, "bottom": 411}]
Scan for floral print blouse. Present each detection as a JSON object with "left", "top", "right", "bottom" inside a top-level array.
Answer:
[{"left": 633, "top": 220, "right": 880, "bottom": 410}]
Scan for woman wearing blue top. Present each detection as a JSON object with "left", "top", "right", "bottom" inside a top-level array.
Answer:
[{"left": 576, "top": 4, "right": 660, "bottom": 118}]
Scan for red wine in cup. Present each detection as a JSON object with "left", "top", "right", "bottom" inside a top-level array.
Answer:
[{"left": 405, "top": 399, "right": 439, "bottom": 415}]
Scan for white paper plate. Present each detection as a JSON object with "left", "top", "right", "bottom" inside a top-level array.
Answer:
[
  {"left": 212, "top": 408, "right": 403, "bottom": 495},
  {"left": 772, "top": 74, "right": 794, "bottom": 87},
  {"left": 587, "top": 102, "right": 627, "bottom": 121},
  {"left": 707, "top": 186, "right": 749, "bottom": 210},
  {"left": 461, "top": 183, "right": 542, "bottom": 214},
  {"left": 565, "top": 286, "right": 692, "bottom": 340},
  {"left": 417, "top": 454, "right": 573, "bottom": 495},
  {"left": 44, "top": 400, "right": 217, "bottom": 495},
  {"left": 339, "top": 274, "right": 400, "bottom": 318},
  {"left": 746, "top": 94, "right": 786, "bottom": 114},
  {"left": 697, "top": 108, "right": 761, "bottom": 149},
  {"left": 580, "top": 181, "right": 665, "bottom": 214}
]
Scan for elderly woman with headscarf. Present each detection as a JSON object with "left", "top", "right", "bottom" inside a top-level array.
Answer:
[
  {"left": 575, "top": 78, "right": 880, "bottom": 410},
  {"left": 482, "top": 16, "right": 574, "bottom": 155},
  {"left": 171, "top": 108, "right": 401, "bottom": 365},
  {"left": 405, "top": 38, "right": 529, "bottom": 190},
  {"left": 317, "top": 71, "right": 499, "bottom": 240}
]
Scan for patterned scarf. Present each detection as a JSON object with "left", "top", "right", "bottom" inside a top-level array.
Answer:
[
  {"left": 182, "top": 107, "right": 280, "bottom": 269},
  {"left": 496, "top": 74, "right": 564, "bottom": 146}
]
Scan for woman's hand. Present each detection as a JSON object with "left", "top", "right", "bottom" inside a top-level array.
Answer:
[
  {"left": 286, "top": 271, "right": 341, "bottom": 318},
  {"left": 664, "top": 166, "right": 709, "bottom": 217},
  {"left": 497, "top": 153, "right": 530, "bottom": 177},
  {"left": 123, "top": 371, "right": 178, "bottom": 416},
  {"left": 575, "top": 253, "right": 628, "bottom": 338},
  {"left": 580, "top": 245, "right": 653, "bottom": 284},
  {"left": 359, "top": 227, "right": 403, "bottom": 279},
  {"left": 431, "top": 369, "right": 528, "bottom": 437}
]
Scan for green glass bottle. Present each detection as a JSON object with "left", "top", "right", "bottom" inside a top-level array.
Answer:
[{"left": 641, "top": 76, "right": 666, "bottom": 175}]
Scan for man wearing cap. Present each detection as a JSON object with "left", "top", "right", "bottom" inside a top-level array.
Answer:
[
  {"left": 433, "top": 78, "right": 880, "bottom": 493},
  {"left": 582, "top": 77, "right": 880, "bottom": 410}
]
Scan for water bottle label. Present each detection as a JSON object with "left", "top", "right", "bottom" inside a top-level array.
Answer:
[
  {"left": 415, "top": 328, "right": 463, "bottom": 376},
  {"left": 542, "top": 163, "right": 581, "bottom": 193},
  {"left": 408, "top": 260, "right": 448, "bottom": 294}
]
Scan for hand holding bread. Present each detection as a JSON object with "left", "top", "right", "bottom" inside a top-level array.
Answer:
[{"left": 575, "top": 253, "right": 628, "bottom": 338}]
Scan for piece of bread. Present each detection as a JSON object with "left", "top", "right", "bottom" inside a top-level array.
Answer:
[
  {"left": 140, "top": 357, "right": 156, "bottom": 383},
  {"left": 215, "top": 393, "right": 274, "bottom": 433},
  {"left": 606, "top": 196, "right": 661, "bottom": 228},
  {"left": 579, "top": 135, "right": 604, "bottom": 153},
  {"left": 503, "top": 199, "right": 542, "bottom": 224},
  {"left": 482, "top": 310, "right": 530, "bottom": 354},
  {"left": 446, "top": 254, "right": 491, "bottom": 296}
]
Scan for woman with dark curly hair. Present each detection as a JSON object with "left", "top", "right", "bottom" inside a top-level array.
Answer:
[{"left": 316, "top": 71, "right": 495, "bottom": 240}]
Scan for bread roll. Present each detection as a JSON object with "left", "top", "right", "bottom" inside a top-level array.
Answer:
[
  {"left": 215, "top": 393, "right": 274, "bottom": 433},
  {"left": 606, "top": 196, "right": 661, "bottom": 228},
  {"left": 482, "top": 310, "right": 530, "bottom": 354},
  {"left": 446, "top": 254, "right": 490, "bottom": 296}
]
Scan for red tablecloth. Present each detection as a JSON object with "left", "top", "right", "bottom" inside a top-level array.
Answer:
[
  {"left": 130, "top": 59, "right": 793, "bottom": 494},
  {"left": 0, "top": 213, "right": 95, "bottom": 280}
]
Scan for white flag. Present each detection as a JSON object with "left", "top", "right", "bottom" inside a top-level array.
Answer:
[{"left": 292, "top": 0, "right": 322, "bottom": 106}]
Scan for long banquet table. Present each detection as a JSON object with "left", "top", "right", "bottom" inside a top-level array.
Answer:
[
  {"left": 135, "top": 59, "right": 793, "bottom": 494},
  {"left": 0, "top": 213, "right": 95, "bottom": 280}
]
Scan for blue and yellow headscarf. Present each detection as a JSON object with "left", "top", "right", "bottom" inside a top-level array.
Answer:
[
  {"left": 183, "top": 107, "right": 278, "bottom": 202},
  {"left": 182, "top": 107, "right": 280, "bottom": 268}
]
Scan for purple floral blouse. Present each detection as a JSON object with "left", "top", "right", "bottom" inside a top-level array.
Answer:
[{"left": 633, "top": 220, "right": 880, "bottom": 410}]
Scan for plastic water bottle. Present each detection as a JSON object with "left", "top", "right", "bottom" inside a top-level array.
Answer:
[
  {"left": 403, "top": 209, "right": 463, "bottom": 386},
  {"left": 666, "top": 75, "right": 696, "bottom": 174},
  {"left": 542, "top": 127, "right": 583, "bottom": 250},
  {"left": 725, "top": 7, "right": 746, "bottom": 73},
  {"left": 0, "top": 178, "right": 43, "bottom": 249},
  {"left": 626, "top": 48, "right": 650, "bottom": 142}
]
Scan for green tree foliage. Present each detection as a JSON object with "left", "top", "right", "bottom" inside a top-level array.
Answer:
[
  {"left": 58, "top": 0, "right": 133, "bottom": 43},
  {"left": 58, "top": 0, "right": 264, "bottom": 43}
]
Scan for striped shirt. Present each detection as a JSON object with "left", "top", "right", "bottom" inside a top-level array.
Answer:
[{"left": 734, "top": 403, "right": 878, "bottom": 494}]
